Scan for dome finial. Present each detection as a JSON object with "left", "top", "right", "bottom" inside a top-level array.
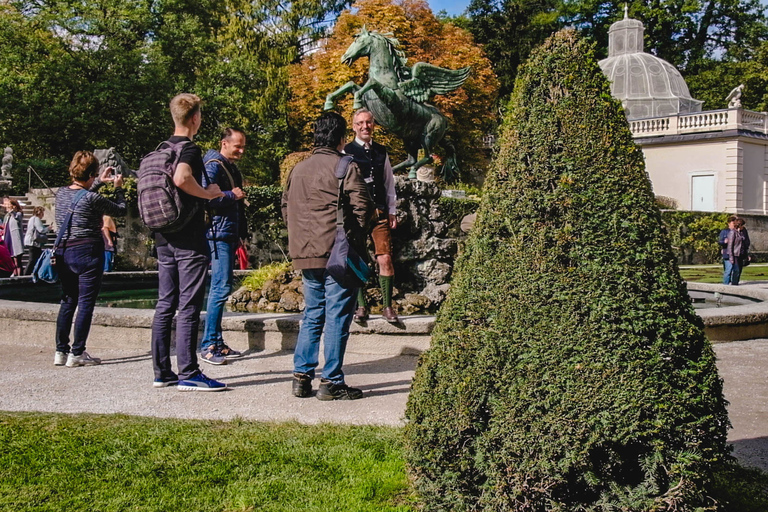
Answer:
[{"left": 624, "top": 3, "right": 629, "bottom": 19}]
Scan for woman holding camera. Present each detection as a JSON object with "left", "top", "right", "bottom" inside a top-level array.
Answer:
[{"left": 54, "top": 151, "right": 126, "bottom": 367}]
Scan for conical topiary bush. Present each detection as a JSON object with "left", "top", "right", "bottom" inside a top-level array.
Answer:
[{"left": 404, "top": 29, "right": 730, "bottom": 511}]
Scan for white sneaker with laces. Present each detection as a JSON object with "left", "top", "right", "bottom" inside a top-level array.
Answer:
[
  {"left": 54, "top": 351, "right": 67, "bottom": 366},
  {"left": 66, "top": 351, "right": 102, "bottom": 367}
]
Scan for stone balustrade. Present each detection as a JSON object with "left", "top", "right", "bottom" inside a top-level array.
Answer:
[{"left": 629, "top": 108, "right": 768, "bottom": 138}]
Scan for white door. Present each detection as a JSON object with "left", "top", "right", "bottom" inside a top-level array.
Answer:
[{"left": 691, "top": 175, "right": 715, "bottom": 211}]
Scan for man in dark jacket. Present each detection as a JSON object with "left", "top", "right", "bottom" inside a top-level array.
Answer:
[
  {"left": 200, "top": 127, "right": 248, "bottom": 365},
  {"left": 282, "top": 111, "right": 373, "bottom": 400}
]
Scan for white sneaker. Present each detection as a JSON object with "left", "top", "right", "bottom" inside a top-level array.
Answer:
[
  {"left": 54, "top": 351, "right": 67, "bottom": 366},
  {"left": 66, "top": 351, "right": 102, "bottom": 367}
]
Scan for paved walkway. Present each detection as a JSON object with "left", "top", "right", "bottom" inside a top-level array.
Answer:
[{"left": 0, "top": 337, "right": 766, "bottom": 471}]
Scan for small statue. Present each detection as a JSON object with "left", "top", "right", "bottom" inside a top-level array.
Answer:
[
  {"left": 324, "top": 26, "right": 471, "bottom": 180},
  {"left": 94, "top": 147, "right": 133, "bottom": 177},
  {"left": 1, "top": 147, "right": 13, "bottom": 179},
  {"left": 726, "top": 84, "right": 744, "bottom": 108}
]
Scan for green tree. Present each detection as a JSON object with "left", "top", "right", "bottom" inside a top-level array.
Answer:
[
  {"left": 687, "top": 40, "right": 768, "bottom": 111},
  {"left": 560, "top": 0, "right": 767, "bottom": 70},
  {"left": 466, "top": 0, "right": 560, "bottom": 98},
  {"left": 405, "top": 29, "right": 729, "bottom": 511},
  {"left": 0, "top": 0, "right": 350, "bottom": 184}
]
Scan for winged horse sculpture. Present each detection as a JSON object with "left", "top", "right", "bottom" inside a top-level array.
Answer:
[{"left": 324, "top": 26, "right": 471, "bottom": 180}]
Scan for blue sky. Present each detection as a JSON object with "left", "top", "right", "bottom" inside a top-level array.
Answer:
[{"left": 427, "top": 0, "right": 470, "bottom": 16}]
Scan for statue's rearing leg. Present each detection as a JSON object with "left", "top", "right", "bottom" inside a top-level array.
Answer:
[{"left": 324, "top": 82, "right": 361, "bottom": 110}]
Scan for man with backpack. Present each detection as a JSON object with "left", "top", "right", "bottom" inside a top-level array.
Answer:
[
  {"left": 282, "top": 111, "right": 373, "bottom": 400},
  {"left": 142, "top": 93, "right": 226, "bottom": 391},
  {"left": 199, "top": 127, "right": 249, "bottom": 365}
]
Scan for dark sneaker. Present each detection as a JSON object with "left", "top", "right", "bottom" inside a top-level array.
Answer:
[
  {"left": 382, "top": 306, "right": 399, "bottom": 323},
  {"left": 178, "top": 373, "right": 227, "bottom": 392},
  {"left": 200, "top": 345, "right": 227, "bottom": 365},
  {"left": 316, "top": 380, "right": 363, "bottom": 401},
  {"left": 218, "top": 344, "right": 243, "bottom": 359},
  {"left": 292, "top": 373, "right": 312, "bottom": 398},
  {"left": 353, "top": 307, "right": 369, "bottom": 322},
  {"left": 153, "top": 376, "right": 179, "bottom": 388}
]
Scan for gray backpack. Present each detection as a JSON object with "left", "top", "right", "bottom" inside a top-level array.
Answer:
[{"left": 137, "top": 140, "right": 198, "bottom": 233}]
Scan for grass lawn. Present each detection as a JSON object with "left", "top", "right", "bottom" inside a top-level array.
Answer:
[
  {"left": 679, "top": 263, "right": 768, "bottom": 283},
  {"left": 0, "top": 412, "right": 415, "bottom": 512}
]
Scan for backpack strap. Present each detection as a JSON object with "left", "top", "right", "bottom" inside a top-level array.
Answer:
[
  {"left": 334, "top": 155, "right": 355, "bottom": 227},
  {"left": 53, "top": 189, "right": 88, "bottom": 251},
  {"left": 204, "top": 157, "right": 251, "bottom": 207}
]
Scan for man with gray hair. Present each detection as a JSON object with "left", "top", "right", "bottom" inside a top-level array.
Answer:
[{"left": 344, "top": 108, "right": 398, "bottom": 323}]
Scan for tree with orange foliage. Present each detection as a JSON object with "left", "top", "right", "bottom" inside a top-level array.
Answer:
[{"left": 289, "top": 0, "right": 499, "bottom": 180}]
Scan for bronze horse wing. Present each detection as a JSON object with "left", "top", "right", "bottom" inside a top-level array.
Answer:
[{"left": 398, "top": 63, "right": 472, "bottom": 103}]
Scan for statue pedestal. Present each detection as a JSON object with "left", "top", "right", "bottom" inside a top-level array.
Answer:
[{"left": 0, "top": 180, "right": 11, "bottom": 192}]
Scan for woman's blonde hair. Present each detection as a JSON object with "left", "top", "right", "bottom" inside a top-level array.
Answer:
[{"left": 69, "top": 151, "right": 99, "bottom": 182}]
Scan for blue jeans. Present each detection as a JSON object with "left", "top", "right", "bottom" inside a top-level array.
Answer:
[
  {"left": 103, "top": 251, "right": 115, "bottom": 272},
  {"left": 151, "top": 243, "right": 209, "bottom": 381},
  {"left": 201, "top": 239, "right": 236, "bottom": 351},
  {"left": 724, "top": 259, "right": 742, "bottom": 285},
  {"left": 293, "top": 268, "right": 357, "bottom": 384},
  {"left": 55, "top": 241, "right": 105, "bottom": 356}
]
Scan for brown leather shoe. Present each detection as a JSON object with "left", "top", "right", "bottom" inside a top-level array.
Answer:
[
  {"left": 382, "top": 306, "right": 399, "bottom": 323},
  {"left": 354, "top": 307, "right": 369, "bottom": 322}
]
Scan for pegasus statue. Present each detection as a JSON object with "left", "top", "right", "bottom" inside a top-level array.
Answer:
[{"left": 324, "top": 26, "right": 471, "bottom": 181}]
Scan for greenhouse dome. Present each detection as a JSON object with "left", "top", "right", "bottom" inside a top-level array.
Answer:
[{"left": 598, "top": 8, "right": 703, "bottom": 120}]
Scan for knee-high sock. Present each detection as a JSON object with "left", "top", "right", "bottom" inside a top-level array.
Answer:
[
  {"left": 357, "top": 287, "right": 367, "bottom": 308},
  {"left": 380, "top": 275, "right": 393, "bottom": 307}
]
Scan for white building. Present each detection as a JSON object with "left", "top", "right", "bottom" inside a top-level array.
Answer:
[{"left": 599, "top": 11, "right": 768, "bottom": 215}]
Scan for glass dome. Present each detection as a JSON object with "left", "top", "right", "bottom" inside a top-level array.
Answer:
[{"left": 598, "top": 10, "right": 702, "bottom": 120}]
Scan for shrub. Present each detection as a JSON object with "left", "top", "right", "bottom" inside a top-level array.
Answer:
[
  {"left": 404, "top": 29, "right": 730, "bottom": 511},
  {"left": 241, "top": 261, "right": 292, "bottom": 291},
  {"left": 662, "top": 211, "right": 730, "bottom": 264},
  {"left": 243, "top": 185, "right": 287, "bottom": 257}
]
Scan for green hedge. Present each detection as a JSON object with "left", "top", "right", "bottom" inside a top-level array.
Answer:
[
  {"left": 405, "top": 30, "right": 729, "bottom": 511},
  {"left": 661, "top": 211, "right": 730, "bottom": 264}
]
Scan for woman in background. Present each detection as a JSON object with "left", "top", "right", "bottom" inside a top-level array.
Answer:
[
  {"left": 24, "top": 206, "right": 49, "bottom": 275},
  {"left": 2, "top": 197, "right": 24, "bottom": 276}
]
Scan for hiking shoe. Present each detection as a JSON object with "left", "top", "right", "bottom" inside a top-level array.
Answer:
[
  {"left": 177, "top": 373, "right": 227, "bottom": 392},
  {"left": 65, "top": 351, "right": 102, "bottom": 367},
  {"left": 316, "top": 380, "right": 363, "bottom": 401},
  {"left": 200, "top": 345, "right": 227, "bottom": 365},
  {"left": 153, "top": 376, "right": 179, "bottom": 388},
  {"left": 218, "top": 344, "right": 242, "bottom": 359},
  {"left": 353, "top": 307, "right": 369, "bottom": 322},
  {"left": 382, "top": 306, "right": 399, "bottom": 323},
  {"left": 292, "top": 372, "right": 312, "bottom": 398},
  {"left": 54, "top": 351, "right": 67, "bottom": 366}
]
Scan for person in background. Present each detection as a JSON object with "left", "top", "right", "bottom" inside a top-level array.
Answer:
[
  {"left": 0, "top": 244, "right": 14, "bottom": 278},
  {"left": 54, "top": 153, "right": 126, "bottom": 367},
  {"left": 102, "top": 215, "right": 117, "bottom": 272},
  {"left": 199, "top": 127, "right": 248, "bottom": 365},
  {"left": 2, "top": 197, "right": 24, "bottom": 275},
  {"left": 738, "top": 217, "right": 751, "bottom": 270},
  {"left": 718, "top": 215, "right": 737, "bottom": 273},
  {"left": 725, "top": 217, "right": 748, "bottom": 286},
  {"left": 23, "top": 206, "right": 49, "bottom": 275}
]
